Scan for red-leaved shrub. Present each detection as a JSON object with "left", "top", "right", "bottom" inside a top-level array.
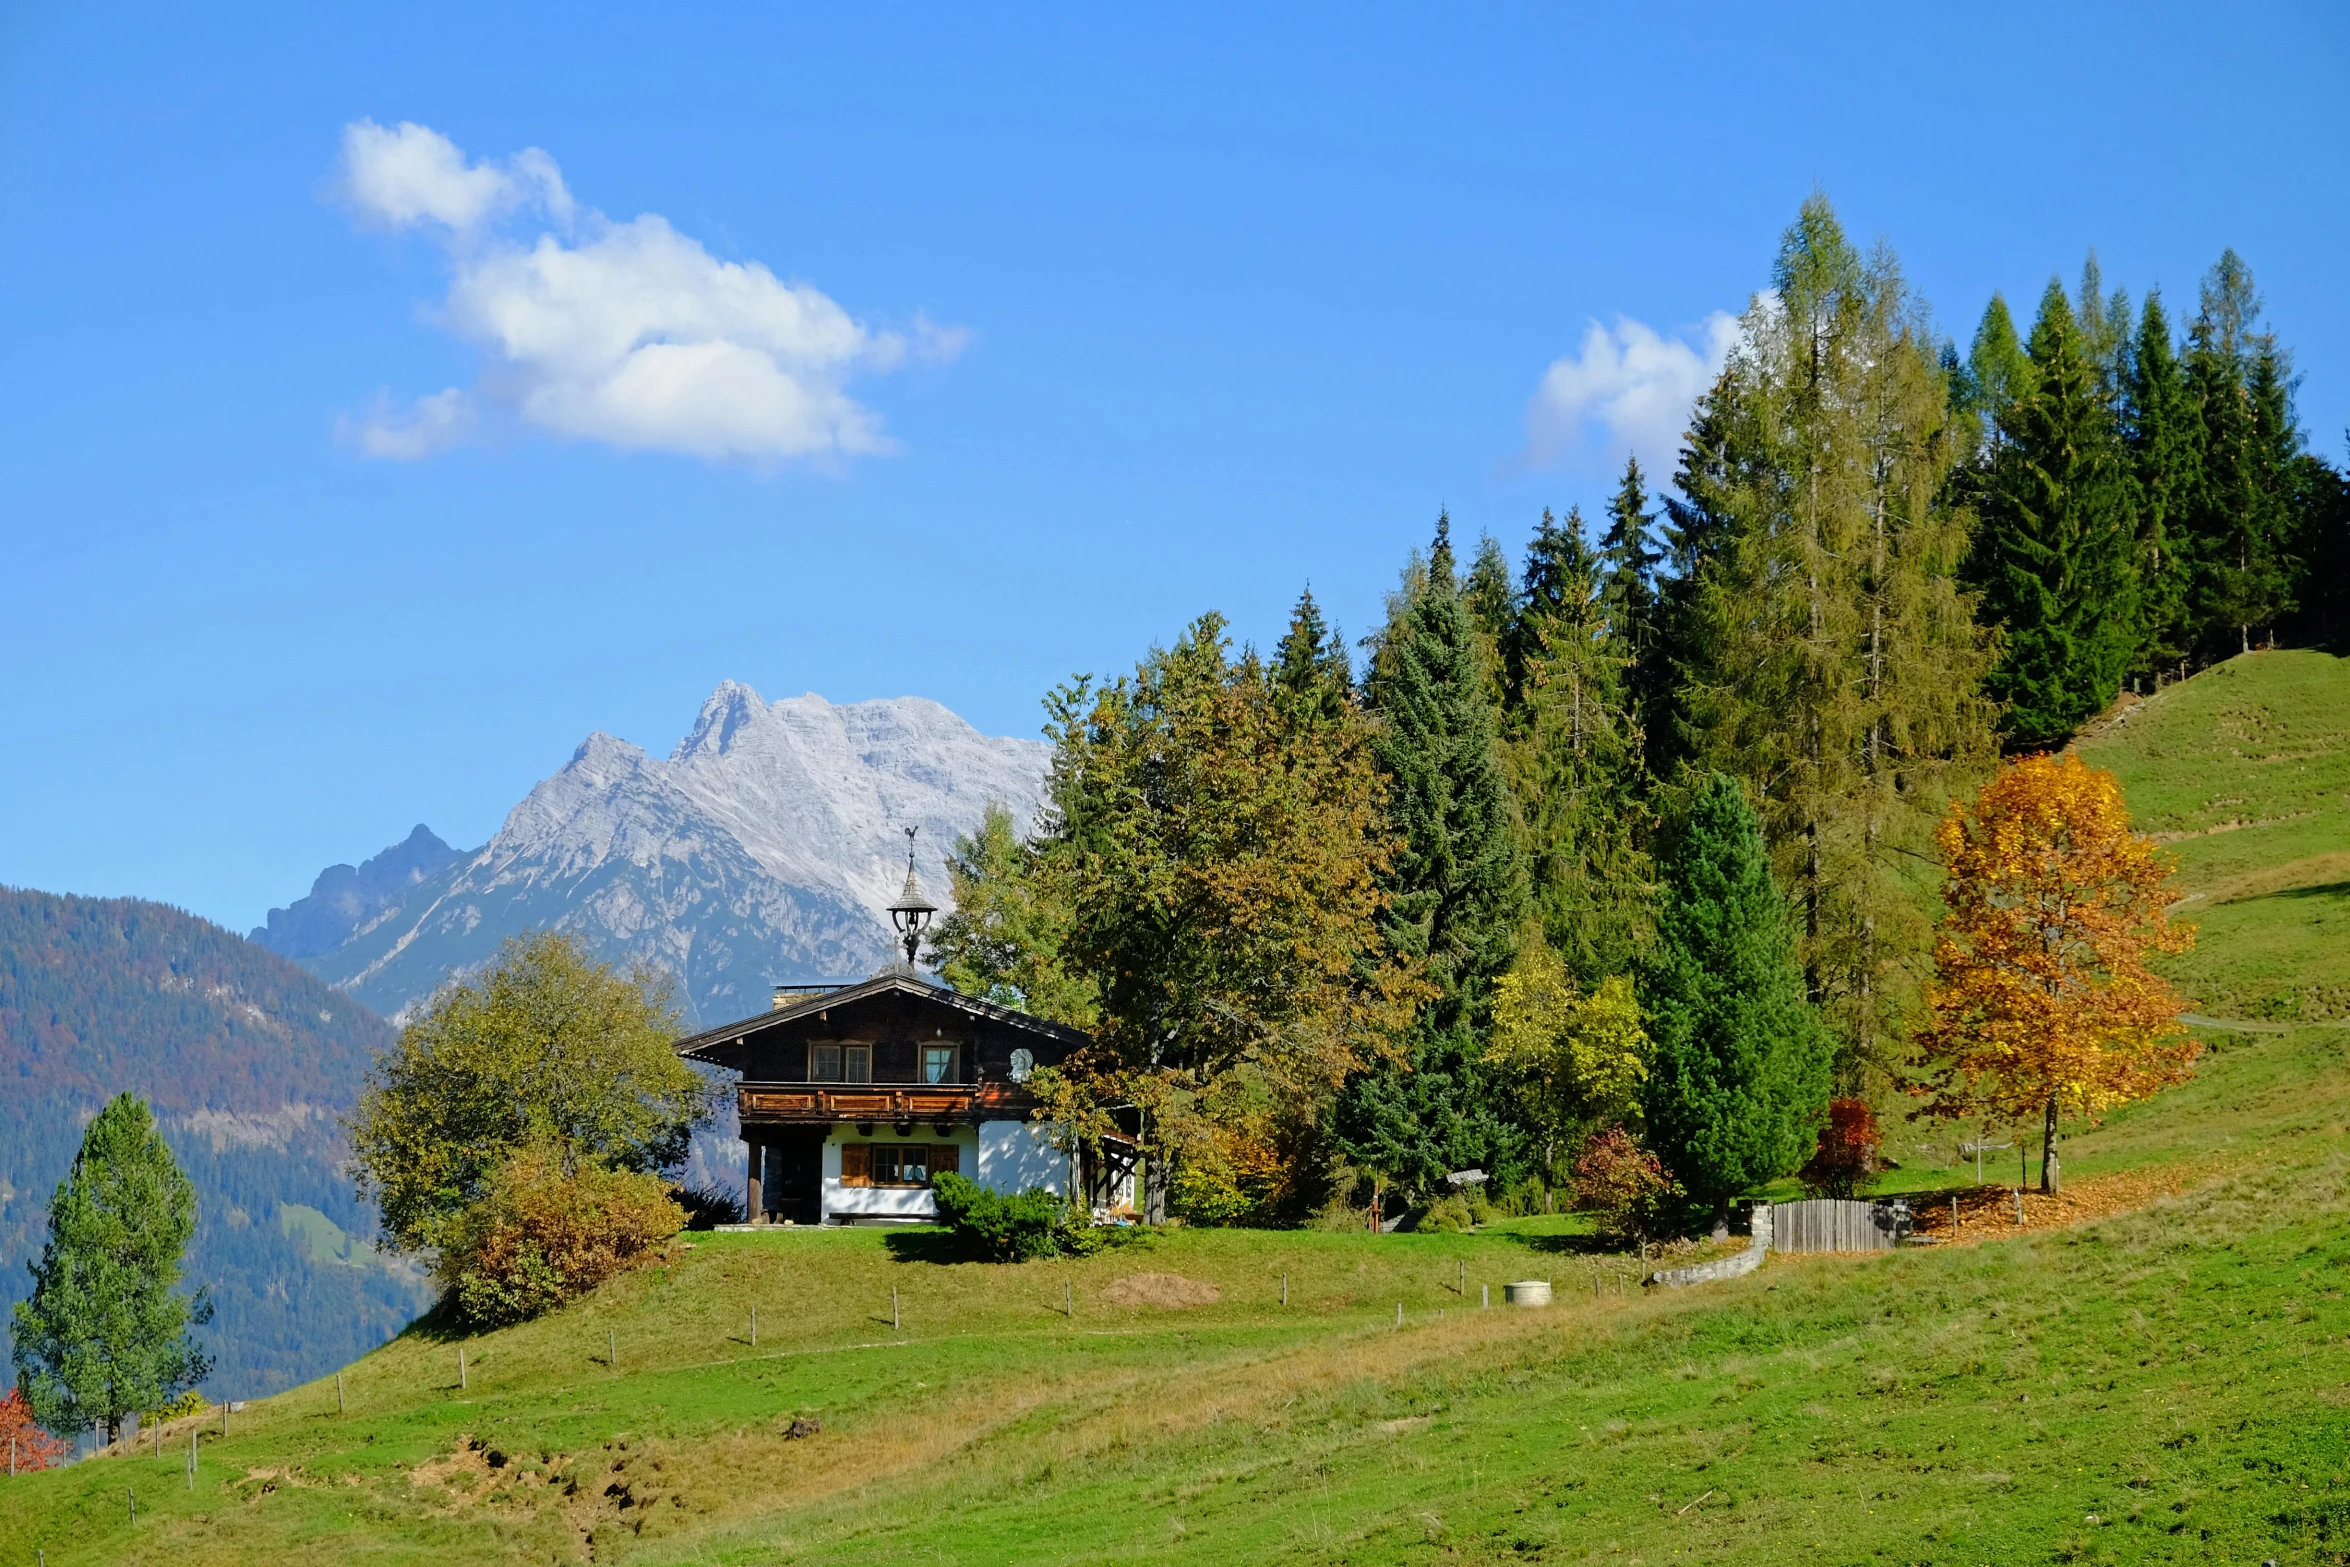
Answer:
[
  {"left": 0, "top": 1387, "right": 71, "bottom": 1471},
  {"left": 439, "top": 1146, "right": 685, "bottom": 1328},
  {"left": 1570, "top": 1126, "right": 1681, "bottom": 1244},
  {"left": 1799, "top": 1097, "right": 1882, "bottom": 1198}
]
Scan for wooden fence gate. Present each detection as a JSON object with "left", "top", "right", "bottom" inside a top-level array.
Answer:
[{"left": 1771, "top": 1198, "right": 1908, "bottom": 1253}]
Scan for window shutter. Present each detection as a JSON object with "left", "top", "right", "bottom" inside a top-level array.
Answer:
[
  {"left": 841, "top": 1143, "right": 870, "bottom": 1187},
  {"left": 930, "top": 1144, "right": 960, "bottom": 1178}
]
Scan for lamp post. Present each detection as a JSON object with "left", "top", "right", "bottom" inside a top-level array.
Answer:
[{"left": 886, "top": 826, "right": 938, "bottom": 970}]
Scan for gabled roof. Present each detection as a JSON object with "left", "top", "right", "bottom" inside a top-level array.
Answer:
[{"left": 674, "top": 970, "right": 1094, "bottom": 1067}]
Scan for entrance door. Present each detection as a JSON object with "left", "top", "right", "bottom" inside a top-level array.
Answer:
[{"left": 766, "top": 1128, "right": 827, "bottom": 1225}]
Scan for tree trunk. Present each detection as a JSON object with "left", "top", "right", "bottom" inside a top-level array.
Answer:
[
  {"left": 1144, "top": 1148, "right": 1168, "bottom": 1225},
  {"left": 1710, "top": 1196, "right": 1729, "bottom": 1241},
  {"left": 2040, "top": 1096, "right": 2062, "bottom": 1194}
]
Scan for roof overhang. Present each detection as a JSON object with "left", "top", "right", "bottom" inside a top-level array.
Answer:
[{"left": 674, "top": 971, "right": 1094, "bottom": 1069}]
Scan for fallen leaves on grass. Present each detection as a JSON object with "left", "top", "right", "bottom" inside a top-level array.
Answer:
[{"left": 1905, "top": 1163, "right": 2216, "bottom": 1246}]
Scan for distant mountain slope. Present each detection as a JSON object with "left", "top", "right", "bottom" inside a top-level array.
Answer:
[
  {"left": 255, "top": 684, "right": 1051, "bottom": 1028},
  {"left": 2078, "top": 648, "right": 2350, "bottom": 1023},
  {"left": 0, "top": 888, "right": 431, "bottom": 1402}
]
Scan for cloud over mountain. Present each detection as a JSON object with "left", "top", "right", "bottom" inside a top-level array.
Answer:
[{"left": 333, "top": 120, "right": 964, "bottom": 464}]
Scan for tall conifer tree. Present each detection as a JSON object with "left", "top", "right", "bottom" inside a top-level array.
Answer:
[
  {"left": 1501, "top": 507, "right": 1649, "bottom": 984},
  {"left": 2183, "top": 250, "right": 2292, "bottom": 655},
  {"left": 1599, "top": 456, "right": 1664, "bottom": 733},
  {"left": 1334, "top": 518, "right": 1530, "bottom": 1199},
  {"left": 2122, "top": 290, "right": 2199, "bottom": 679},
  {"left": 12, "top": 1094, "right": 212, "bottom": 1442},
  {"left": 1673, "top": 195, "right": 1996, "bottom": 1078},
  {"left": 1971, "top": 280, "right": 2142, "bottom": 746},
  {"left": 1638, "top": 774, "right": 1829, "bottom": 1236}
]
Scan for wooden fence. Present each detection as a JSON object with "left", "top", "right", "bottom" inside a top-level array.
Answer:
[{"left": 1770, "top": 1198, "right": 1908, "bottom": 1253}]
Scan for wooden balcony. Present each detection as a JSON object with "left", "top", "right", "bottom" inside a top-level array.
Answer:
[{"left": 737, "top": 1081, "right": 1033, "bottom": 1127}]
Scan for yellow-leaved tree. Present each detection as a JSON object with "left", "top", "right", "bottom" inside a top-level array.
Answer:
[
  {"left": 1487, "top": 932, "right": 1651, "bottom": 1174},
  {"left": 1912, "top": 753, "right": 2198, "bottom": 1191}
]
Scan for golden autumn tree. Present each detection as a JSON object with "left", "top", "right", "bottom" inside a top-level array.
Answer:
[{"left": 1912, "top": 753, "right": 2198, "bottom": 1191}]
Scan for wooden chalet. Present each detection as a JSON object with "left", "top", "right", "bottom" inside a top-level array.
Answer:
[{"left": 673, "top": 847, "right": 1129, "bottom": 1225}]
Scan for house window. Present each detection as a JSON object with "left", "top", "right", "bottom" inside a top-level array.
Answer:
[
  {"left": 921, "top": 1045, "right": 959, "bottom": 1084},
  {"left": 809, "top": 1044, "right": 842, "bottom": 1081},
  {"left": 839, "top": 1143, "right": 960, "bottom": 1188},
  {"left": 845, "top": 1044, "right": 871, "bottom": 1083}
]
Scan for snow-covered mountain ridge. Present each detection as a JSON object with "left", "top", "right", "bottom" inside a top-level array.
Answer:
[{"left": 254, "top": 685, "right": 1050, "bottom": 1028}]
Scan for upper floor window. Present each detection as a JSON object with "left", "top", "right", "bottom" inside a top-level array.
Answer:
[
  {"left": 808, "top": 1044, "right": 871, "bottom": 1083},
  {"left": 921, "top": 1045, "right": 959, "bottom": 1084}
]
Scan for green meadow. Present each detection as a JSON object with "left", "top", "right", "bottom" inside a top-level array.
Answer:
[{"left": 7, "top": 649, "right": 2349, "bottom": 1566}]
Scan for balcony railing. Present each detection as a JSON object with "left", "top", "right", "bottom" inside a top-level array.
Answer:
[{"left": 737, "top": 1080, "right": 1031, "bottom": 1124}]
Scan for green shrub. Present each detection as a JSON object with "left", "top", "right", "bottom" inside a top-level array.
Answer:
[
  {"left": 1417, "top": 1194, "right": 1474, "bottom": 1233},
  {"left": 929, "top": 1172, "right": 1075, "bottom": 1261},
  {"left": 440, "top": 1146, "right": 684, "bottom": 1327}
]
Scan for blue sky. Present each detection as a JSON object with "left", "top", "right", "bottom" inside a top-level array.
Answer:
[{"left": 4, "top": 2, "right": 2345, "bottom": 933}]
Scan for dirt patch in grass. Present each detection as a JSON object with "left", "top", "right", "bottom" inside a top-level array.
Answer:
[
  {"left": 1101, "top": 1272, "right": 1221, "bottom": 1308},
  {"left": 1904, "top": 1162, "right": 2217, "bottom": 1245}
]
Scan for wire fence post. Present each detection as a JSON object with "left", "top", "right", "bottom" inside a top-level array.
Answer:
[
  {"left": 751, "top": 1307, "right": 758, "bottom": 1348},
  {"left": 1395, "top": 1301, "right": 1403, "bottom": 1329},
  {"left": 893, "top": 1286, "right": 901, "bottom": 1331},
  {"left": 1281, "top": 1272, "right": 1288, "bottom": 1307},
  {"left": 609, "top": 1328, "right": 616, "bottom": 1372},
  {"left": 337, "top": 1371, "right": 345, "bottom": 1415}
]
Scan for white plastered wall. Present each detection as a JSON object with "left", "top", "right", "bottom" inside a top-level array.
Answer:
[
  {"left": 821, "top": 1125, "right": 980, "bottom": 1224},
  {"left": 978, "top": 1119, "right": 1069, "bottom": 1197}
]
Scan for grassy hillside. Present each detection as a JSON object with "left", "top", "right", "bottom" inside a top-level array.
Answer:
[
  {"left": 2079, "top": 648, "right": 2350, "bottom": 1024},
  {"left": 5, "top": 652, "right": 2348, "bottom": 1564}
]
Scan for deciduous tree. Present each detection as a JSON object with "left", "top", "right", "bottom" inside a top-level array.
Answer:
[
  {"left": 1033, "top": 611, "right": 1419, "bottom": 1222},
  {"left": 346, "top": 932, "right": 711, "bottom": 1255},
  {"left": 1912, "top": 753, "right": 2199, "bottom": 1191},
  {"left": 1487, "top": 933, "right": 1650, "bottom": 1170}
]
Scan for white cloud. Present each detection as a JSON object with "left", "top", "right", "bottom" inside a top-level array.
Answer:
[
  {"left": 333, "top": 121, "right": 950, "bottom": 464},
  {"left": 1523, "top": 312, "right": 1742, "bottom": 478},
  {"left": 340, "top": 387, "right": 474, "bottom": 459}
]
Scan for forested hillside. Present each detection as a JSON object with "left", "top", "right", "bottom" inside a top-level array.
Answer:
[{"left": 0, "top": 889, "right": 432, "bottom": 1404}]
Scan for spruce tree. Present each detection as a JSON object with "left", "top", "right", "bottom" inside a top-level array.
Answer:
[
  {"left": 1273, "top": 585, "right": 1354, "bottom": 722},
  {"left": 2182, "top": 250, "right": 2292, "bottom": 655},
  {"left": 1638, "top": 774, "right": 1829, "bottom": 1236},
  {"left": 1963, "top": 293, "right": 2032, "bottom": 462},
  {"left": 1598, "top": 455, "right": 1664, "bottom": 729},
  {"left": 12, "top": 1093, "right": 212, "bottom": 1443},
  {"left": 1675, "top": 195, "right": 1996, "bottom": 1077},
  {"left": 1501, "top": 506, "right": 1649, "bottom": 984},
  {"left": 1334, "top": 519, "right": 1530, "bottom": 1199},
  {"left": 2122, "top": 290, "right": 2200, "bottom": 680},
  {"left": 1971, "top": 280, "right": 2142, "bottom": 746}
]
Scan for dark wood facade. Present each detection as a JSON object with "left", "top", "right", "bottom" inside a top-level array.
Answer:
[{"left": 674, "top": 971, "right": 1094, "bottom": 1224}]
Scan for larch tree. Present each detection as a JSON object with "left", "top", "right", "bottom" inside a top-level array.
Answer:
[
  {"left": 1674, "top": 194, "right": 1997, "bottom": 1079},
  {"left": 1971, "top": 279, "right": 2142, "bottom": 747},
  {"left": 11, "top": 1093, "right": 212, "bottom": 1444},
  {"left": 1638, "top": 773, "right": 1831, "bottom": 1236},
  {"left": 1912, "top": 753, "right": 2199, "bottom": 1192}
]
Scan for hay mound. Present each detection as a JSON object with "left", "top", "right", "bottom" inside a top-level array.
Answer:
[{"left": 1100, "top": 1272, "right": 1221, "bottom": 1308}]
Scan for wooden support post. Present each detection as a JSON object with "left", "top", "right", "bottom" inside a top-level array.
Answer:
[
  {"left": 1481, "top": 1284, "right": 1489, "bottom": 1309},
  {"left": 1281, "top": 1272, "right": 1288, "bottom": 1307},
  {"left": 751, "top": 1307, "right": 758, "bottom": 1348},
  {"left": 892, "top": 1286, "right": 900, "bottom": 1330},
  {"left": 337, "top": 1371, "right": 345, "bottom": 1414},
  {"left": 1064, "top": 1280, "right": 1072, "bottom": 1317},
  {"left": 459, "top": 1348, "right": 467, "bottom": 1391},
  {"left": 745, "top": 1136, "right": 764, "bottom": 1227},
  {"left": 1395, "top": 1302, "right": 1403, "bottom": 1328}
]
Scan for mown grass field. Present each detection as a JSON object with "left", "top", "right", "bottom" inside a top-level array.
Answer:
[{"left": 5, "top": 650, "right": 2347, "bottom": 1566}]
